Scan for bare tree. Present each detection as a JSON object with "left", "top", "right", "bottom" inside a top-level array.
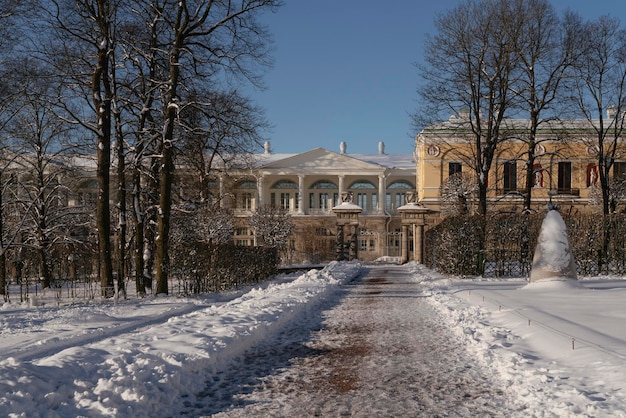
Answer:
[
  {"left": 6, "top": 62, "right": 80, "bottom": 290},
  {"left": 115, "top": 0, "right": 168, "bottom": 296},
  {"left": 153, "top": 0, "right": 280, "bottom": 295},
  {"left": 177, "top": 89, "right": 269, "bottom": 204},
  {"left": 507, "top": 1, "right": 582, "bottom": 212},
  {"left": 37, "top": 0, "right": 120, "bottom": 297},
  {"left": 416, "top": 0, "right": 519, "bottom": 216},
  {"left": 0, "top": 0, "right": 28, "bottom": 299},
  {"left": 573, "top": 15, "right": 626, "bottom": 216}
]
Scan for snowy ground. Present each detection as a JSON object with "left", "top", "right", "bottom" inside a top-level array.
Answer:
[
  {"left": 2, "top": 261, "right": 626, "bottom": 417},
  {"left": 189, "top": 265, "right": 514, "bottom": 417}
]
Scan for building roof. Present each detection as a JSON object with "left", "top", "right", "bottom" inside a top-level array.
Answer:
[
  {"left": 420, "top": 115, "right": 608, "bottom": 136},
  {"left": 254, "top": 147, "right": 415, "bottom": 171}
]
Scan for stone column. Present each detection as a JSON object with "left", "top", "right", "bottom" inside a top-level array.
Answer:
[
  {"left": 414, "top": 224, "right": 424, "bottom": 263},
  {"left": 298, "top": 175, "right": 305, "bottom": 214},
  {"left": 256, "top": 175, "right": 265, "bottom": 209},
  {"left": 219, "top": 174, "right": 225, "bottom": 208},
  {"left": 338, "top": 175, "right": 345, "bottom": 198},
  {"left": 378, "top": 174, "right": 386, "bottom": 214},
  {"left": 401, "top": 225, "right": 409, "bottom": 263}
]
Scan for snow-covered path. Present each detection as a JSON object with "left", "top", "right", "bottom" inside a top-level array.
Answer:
[{"left": 186, "top": 265, "right": 516, "bottom": 417}]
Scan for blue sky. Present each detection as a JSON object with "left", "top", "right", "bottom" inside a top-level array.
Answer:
[{"left": 251, "top": 1, "right": 626, "bottom": 155}]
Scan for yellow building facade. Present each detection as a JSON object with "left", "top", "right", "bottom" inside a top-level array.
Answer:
[{"left": 415, "top": 114, "right": 626, "bottom": 216}]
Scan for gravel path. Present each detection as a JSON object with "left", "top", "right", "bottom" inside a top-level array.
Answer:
[{"left": 184, "top": 265, "right": 515, "bottom": 417}]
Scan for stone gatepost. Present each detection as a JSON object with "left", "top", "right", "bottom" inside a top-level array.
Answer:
[
  {"left": 397, "top": 192, "right": 430, "bottom": 264},
  {"left": 332, "top": 192, "right": 363, "bottom": 261}
]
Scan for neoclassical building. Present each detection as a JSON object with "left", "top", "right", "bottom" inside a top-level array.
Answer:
[
  {"left": 414, "top": 112, "right": 626, "bottom": 215},
  {"left": 224, "top": 141, "right": 417, "bottom": 264}
]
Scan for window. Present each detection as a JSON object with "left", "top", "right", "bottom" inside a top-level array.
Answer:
[
  {"left": 356, "top": 193, "right": 369, "bottom": 211},
  {"left": 395, "top": 193, "right": 406, "bottom": 208},
  {"left": 503, "top": 161, "right": 517, "bottom": 192},
  {"left": 449, "top": 162, "right": 462, "bottom": 177},
  {"left": 235, "top": 227, "right": 252, "bottom": 246},
  {"left": 280, "top": 192, "right": 290, "bottom": 210},
  {"left": 558, "top": 161, "right": 572, "bottom": 192},
  {"left": 309, "top": 180, "right": 338, "bottom": 211},
  {"left": 614, "top": 162, "right": 626, "bottom": 181},
  {"left": 235, "top": 227, "right": 251, "bottom": 236},
  {"left": 349, "top": 180, "right": 376, "bottom": 212},
  {"left": 240, "top": 192, "right": 253, "bottom": 210},
  {"left": 319, "top": 193, "right": 329, "bottom": 210},
  {"left": 386, "top": 180, "right": 414, "bottom": 212},
  {"left": 235, "top": 180, "right": 256, "bottom": 210},
  {"left": 270, "top": 180, "right": 297, "bottom": 211}
]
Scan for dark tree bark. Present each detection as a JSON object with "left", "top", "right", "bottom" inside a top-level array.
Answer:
[{"left": 92, "top": 0, "right": 115, "bottom": 297}]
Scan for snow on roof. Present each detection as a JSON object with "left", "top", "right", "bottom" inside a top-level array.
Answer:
[
  {"left": 421, "top": 116, "right": 603, "bottom": 134},
  {"left": 253, "top": 149, "right": 415, "bottom": 170}
]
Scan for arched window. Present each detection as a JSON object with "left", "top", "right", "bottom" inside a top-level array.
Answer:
[
  {"left": 348, "top": 180, "right": 376, "bottom": 190},
  {"left": 309, "top": 180, "right": 338, "bottom": 211},
  {"left": 234, "top": 179, "right": 256, "bottom": 210},
  {"left": 387, "top": 180, "right": 413, "bottom": 190},
  {"left": 236, "top": 180, "right": 257, "bottom": 189},
  {"left": 386, "top": 180, "right": 414, "bottom": 213},
  {"left": 349, "top": 180, "right": 377, "bottom": 213},
  {"left": 311, "top": 180, "right": 338, "bottom": 189},
  {"left": 271, "top": 180, "right": 298, "bottom": 189},
  {"left": 270, "top": 180, "right": 299, "bottom": 210}
]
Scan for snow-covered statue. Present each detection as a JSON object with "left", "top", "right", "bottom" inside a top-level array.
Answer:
[{"left": 529, "top": 207, "right": 578, "bottom": 283}]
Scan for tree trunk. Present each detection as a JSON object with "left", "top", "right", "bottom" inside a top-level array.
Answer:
[
  {"left": 155, "top": 140, "right": 173, "bottom": 295},
  {"left": 114, "top": 99, "right": 126, "bottom": 299},
  {"left": 94, "top": 0, "right": 114, "bottom": 297},
  {"left": 0, "top": 172, "right": 5, "bottom": 300},
  {"left": 155, "top": 9, "right": 184, "bottom": 295},
  {"left": 132, "top": 156, "right": 145, "bottom": 296}
]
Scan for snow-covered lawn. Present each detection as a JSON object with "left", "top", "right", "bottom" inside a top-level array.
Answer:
[
  {"left": 0, "top": 262, "right": 361, "bottom": 417},
  {"left": 415, "top": 264, "right": 626, "bottom": 417},
  {"left": 2, "top": 259, "right": 626, "bottom": 417}
]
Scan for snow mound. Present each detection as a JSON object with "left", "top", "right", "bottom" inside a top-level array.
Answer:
[{"left": 529, "top": 210, "right": 578, "bottom": 283}]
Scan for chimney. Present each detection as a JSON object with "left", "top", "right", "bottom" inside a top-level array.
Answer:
[
  {"left": 378, "top": 141, "right": 385, "bottom": 155},
  {"left": 340, "top": 141, "right": 347, "bottom": 154},
  {"left": 264, "top": 141, "right": 271, "bottom": 154},
  {"left": 607, "top": 105, "right": 617, "bottom": 119}
]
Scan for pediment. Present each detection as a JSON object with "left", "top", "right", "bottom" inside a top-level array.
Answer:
[{"left": 258, "top": 148, "right": 383, "bottom": 172}]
